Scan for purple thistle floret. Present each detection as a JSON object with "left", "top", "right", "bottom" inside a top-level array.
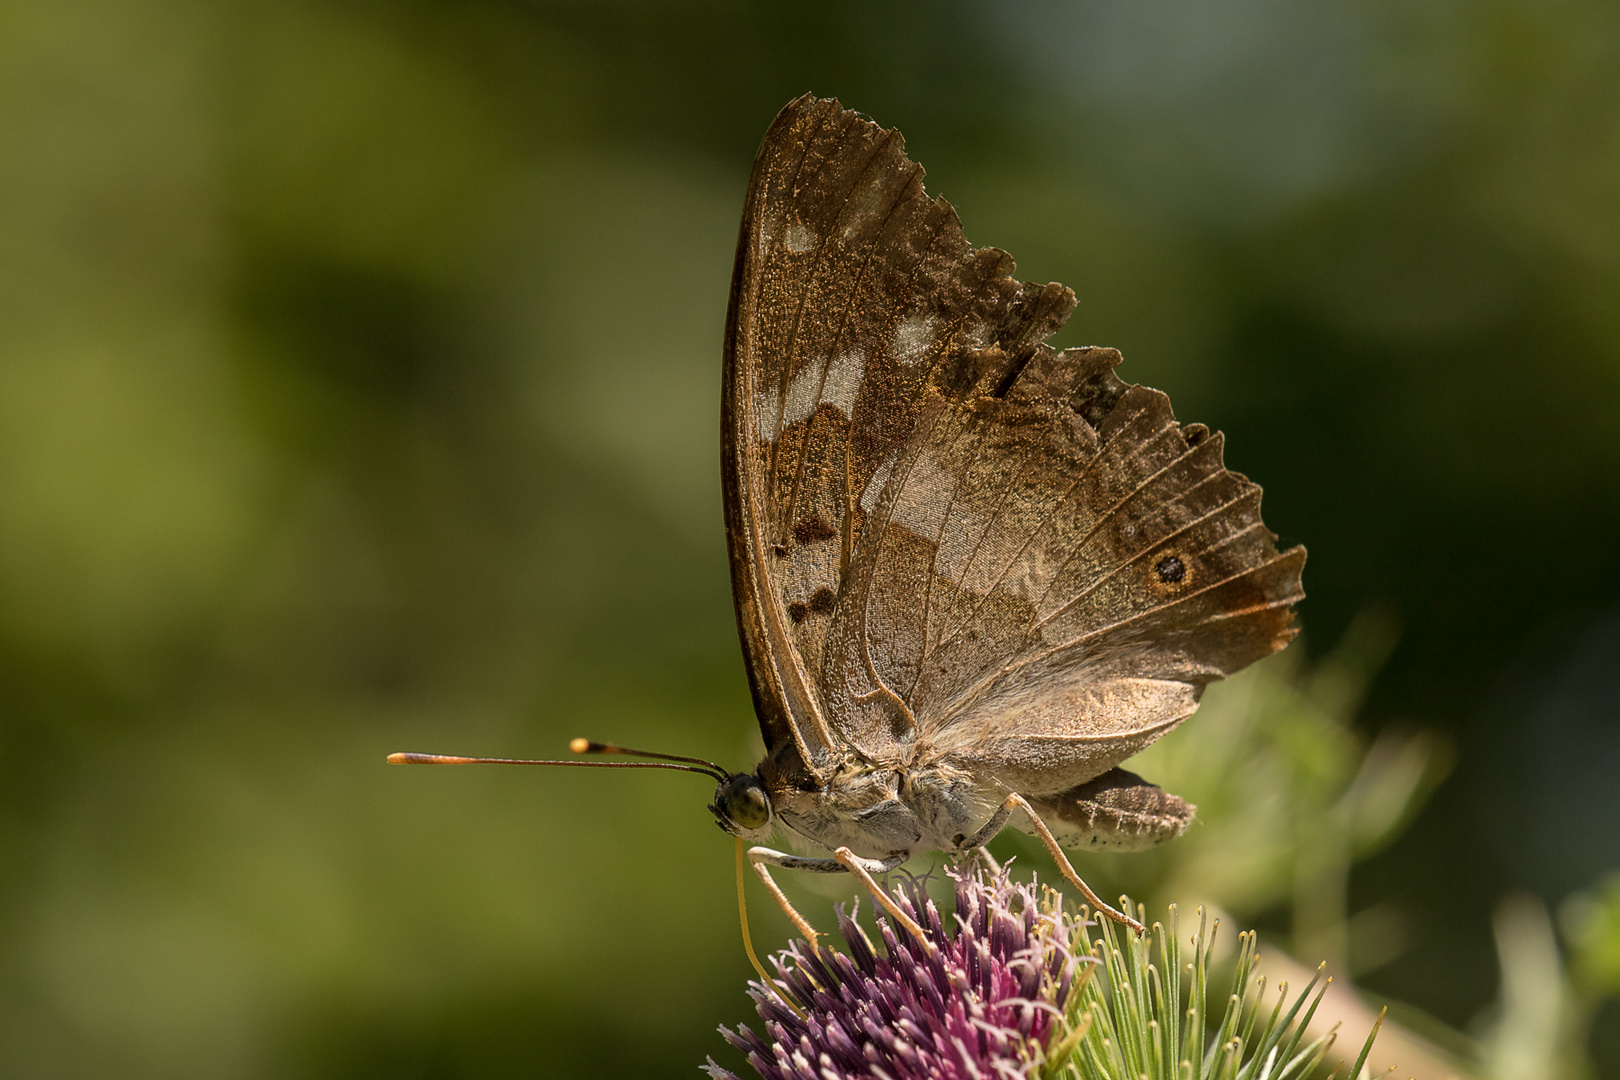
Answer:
[{"left": 706, "top": 862, "right": 1089, "bottom": 1080}]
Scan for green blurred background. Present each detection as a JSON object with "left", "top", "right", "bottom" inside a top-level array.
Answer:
[{"left": 3, "top": 1, "right": 1619, "bottom": 1076}]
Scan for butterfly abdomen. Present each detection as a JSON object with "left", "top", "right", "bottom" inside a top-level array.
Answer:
[{"left": 1023, "top": 768, "right": 1195, "bottom": 852}]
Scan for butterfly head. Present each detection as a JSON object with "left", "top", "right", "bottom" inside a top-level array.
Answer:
[{"left": 709, "top": 772, "right": 774, "bottom": 842}]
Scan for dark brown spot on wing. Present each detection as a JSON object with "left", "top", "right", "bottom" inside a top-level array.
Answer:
[
  {"left": 794, "top": 517, "right": 837, "bottom": 545},
  {"left": 1156, "top": 555, "right": 1186, "bottom": 583},
  {"left": 988, "top": 347, "right": 1035, "bottom": 400},
  {"left": 808, "top": 587, "right": 837, "bottom": 614},
  {"left": 934, "top": 347, "right": 981, "bottom": 397},
  {"left": 787, "top": 601, "right": 809, "bottom": 624}
]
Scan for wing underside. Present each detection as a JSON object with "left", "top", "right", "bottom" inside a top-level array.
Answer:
[{"left": 723, "top": 96, "right": 1303, "bottom": 788}]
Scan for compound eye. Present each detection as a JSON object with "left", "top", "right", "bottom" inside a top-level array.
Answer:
[{"left": 722, "top": 779, "right": 771, "bottom": 830}]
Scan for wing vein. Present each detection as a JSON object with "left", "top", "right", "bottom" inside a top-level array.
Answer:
[
  {"left": 764, "top": 108, "right": 868, "bottom": 522},
  {"left": 1026, "top": 408, "right": 1186, "bottom": 617},
  {"left": 942, "top": 402, "right": 1186, "bottom": 648},
  {"left": 839, "top": 206, "right": 954, "bottom": 579},
  {"left": 779, "top": 144, "right": 917, "bottom": 546},
  {"left": 849, "top": 404, "right": 956, "bottom": 729},
  {"left": 910, "top": 408, "right": 1001, "bottom": 700},
  {"left": 1032, "top": 487, "right": 1261, "bottom": 631},
  {"left": 1014, "top": 549, "right": 1301, "bottom": 674}
]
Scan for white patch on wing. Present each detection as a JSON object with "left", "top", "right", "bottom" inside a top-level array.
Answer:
[
  {"left": 822, "top": 348, "right": 865, "bottom": 418},
  {"left": 891, "top": 448, "right": 955, "bottom": 539},
  {"left": 892, "top": 314, "right": 936, "bottom": 366},
  {"left": 860, "top": 450, "right": 897, "bottom": 514},
  {"left": 842, "top": 184, "right": 891, "bottom": 239},
  {"left": 782, "top": 357, "right": 827, "bottom": 427},
  {"left": 785, "top": 221, "right": 816, "bottom": 253},
  {"left": 757, "top": 383, "right": 781, "bottom": 443},
  {"left": 1011, "top": 548, "right": 1062, "bottom": 607}
]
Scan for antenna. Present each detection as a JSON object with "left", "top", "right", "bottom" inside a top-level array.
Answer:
[
  {"left": 567, "top": 739, "right": 729, "bottom": 775},
  {"left": 386, "top": 740, "right": 729, "bottom": 783}
]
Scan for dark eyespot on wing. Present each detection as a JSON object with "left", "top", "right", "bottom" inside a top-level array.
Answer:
[
  {"left": 808, "top": 587, "right": 837, "bottom": 614},
  {"left": 1156, "top": 555, "right": 1186, "bottom": 583},
  {"left": 787, "top": 601, "right": 809, "bottom": 624}
]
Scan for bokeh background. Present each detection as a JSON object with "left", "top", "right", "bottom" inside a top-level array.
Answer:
[{"left": 3, "top": 1, "right": 1619, "bottom": 1076}]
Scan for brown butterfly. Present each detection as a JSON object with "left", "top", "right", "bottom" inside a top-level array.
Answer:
[
  {"left": 709, "top": 93, "right": 1303, "bottom": 939},
  {"left": 393, "top": 95, "right": 1303, "bottom": 958}
]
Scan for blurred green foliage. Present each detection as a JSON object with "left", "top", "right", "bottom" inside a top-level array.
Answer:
[
  {"left": 1566, "top": 875, "right": 1620, "bottom": 998},
  {"left": 1473, "top": 895, "right": 1587, "bottom": 1080},
  {"left": 2, "top": 1, "right": 1618, "bottom": 1077},
  {"left": 1056, "top": 612, "right": 1446, "bottom": 973}
]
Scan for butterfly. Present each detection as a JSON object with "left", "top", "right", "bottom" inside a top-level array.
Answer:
[
  {"left": 392, "top": 94, "right": 1304, "bottom": 965},
  {"left": 708, "top": 94, "right": 1303, "bottom": 943}
]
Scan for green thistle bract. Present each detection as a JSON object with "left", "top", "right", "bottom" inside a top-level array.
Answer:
[{"left": 708, "top": 861, "right": 1382, "bottom": 1080}]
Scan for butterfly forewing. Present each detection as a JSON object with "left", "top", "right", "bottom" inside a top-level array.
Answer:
[
  {"left": 725, "top": 95, "right": 1066, "bottom": 778},
  {"left": 724, "top": 95, "right": 1303, "bottom": 795}
]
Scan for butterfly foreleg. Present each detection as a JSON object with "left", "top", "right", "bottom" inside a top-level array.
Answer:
[
  {"left": 747, "top": 847, "right": 834, "bottom": 951},
  {"left": 747, "top": 846, "right": 934, "bottom": 956},
  {"left": 969, "top": 793, "right": 1146, "bottom": 935}
]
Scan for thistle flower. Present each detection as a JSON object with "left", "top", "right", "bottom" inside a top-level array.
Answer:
[
  {"left": 707, "top": 860, "right": 1385, "bottom": 1080},
  {"left": 706, "top": 862, "right": 1086, "bottom": 1080}
]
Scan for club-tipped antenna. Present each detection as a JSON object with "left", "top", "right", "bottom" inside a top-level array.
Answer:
[
  {"left": 386, "top": 740, "right": 729, "bottom": 784},
  {"left": 568, "top": 739, "right": 729, "bottom": 776}
]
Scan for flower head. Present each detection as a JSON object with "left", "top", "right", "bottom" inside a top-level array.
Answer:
[
  {"left": 707, "top": 861, "right": 1086, "bottom": 1080},
  {"left": 707, "top": 861, "right": 1391, "bottom": 1080}
]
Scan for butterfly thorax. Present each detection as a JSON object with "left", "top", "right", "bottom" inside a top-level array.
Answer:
[{"left": 763, "top": 756, "right": 999, "bottom": 862}]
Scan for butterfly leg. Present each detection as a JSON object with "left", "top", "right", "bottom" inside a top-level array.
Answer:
[
  {"left": 746, "top": 848, "right": 834, "bottom": 950},
  {"left": 747, "top": 846, "right": 931, "bottom": 955},
  {"left": 831, "top": 847, "right": 936, "bottom": 956},
  {"left": 962, "top": 793, "right": 1145, "bottom": 934}
]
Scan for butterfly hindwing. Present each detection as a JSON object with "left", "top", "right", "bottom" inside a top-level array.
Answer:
[{"left": 897, "top": 345, "right": 1304, "bottom": 794}]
